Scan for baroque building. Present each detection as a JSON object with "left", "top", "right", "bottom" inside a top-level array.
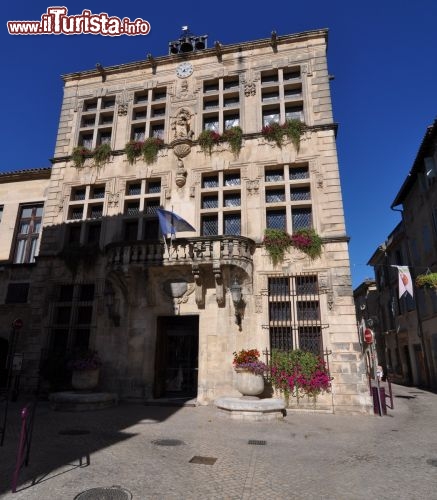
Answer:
[{"left": 0, "top": 29, "right": 371, "bottom": 413}]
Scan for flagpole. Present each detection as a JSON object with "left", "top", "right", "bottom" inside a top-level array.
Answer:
[
  {"left": 162, "top": 232, "right": 171, "bottom": 261},
  {"left": 171, "top": 205, "right": 175, "bottom": 243}
]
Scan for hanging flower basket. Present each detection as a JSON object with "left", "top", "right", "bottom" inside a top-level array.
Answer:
[
  {"left": 261, "top": 118, "right": 304, "bottom": 150},
  {"left": 263, "top": 228, "right": 292, "bottom": 266},
  {"left": 415, "top": 273, "right": 437, "bottom": 290},
  {"left": 290, "top": 228, "right": 322, "bottom": 259},
  {"left": 197, "top": 127, "right": 243, "bottom": 156},
  {"left": 92, "top": 143, "right": 112, "bottom": 167},
  {"left": 198, "top": 129, "right": 221, "bottom": 155},
  {"left": 221, "top": 126, "right": 243, "bottom": 156},
  {"left": 142, "top": 137, "right": 164, "bottom": 164},
  {"left": 71, "top": 146, "right": 92, "bottom": 168},
  {"left": 125, "top": 140, "right": 144, "bottom": 165}
]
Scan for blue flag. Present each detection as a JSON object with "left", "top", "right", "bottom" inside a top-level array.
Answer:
[{"left": 156, "top": 208, "right": 195, "bottom": 236}]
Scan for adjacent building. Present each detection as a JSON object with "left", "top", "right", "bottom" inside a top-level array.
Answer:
[
  {"left": 0, "top": 168, "right": 50, "bottom": 386},
  {"left": 0, "top": 28, "right": 371, "bottom": 413},
  {"left": 366, "top": 120, "right": 437, "bottom": 389}
]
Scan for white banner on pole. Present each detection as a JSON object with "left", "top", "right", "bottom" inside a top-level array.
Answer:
[{"left": 391, "top": 265, "right": 414, "bottom": 299}]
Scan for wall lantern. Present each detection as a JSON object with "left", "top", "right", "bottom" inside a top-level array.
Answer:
[
  {"left": 230, "top": 278, "right": 244, "bottom": 330},
  {"left": 104, "top": 282, "right": 120, "bottom": 327}
]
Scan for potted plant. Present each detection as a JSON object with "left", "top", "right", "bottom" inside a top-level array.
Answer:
[
  {"left": 233, "top": 349, "right": 267, "bottom": 397},
  {"left": 71, "top": 146, "right": 91, "bottom": 168},
  {"left": 142, "top": 137, "right": 164, "bottom": 164},
  {"left": 198, "top": 129, "right": 221, "bottom": 155},
  {"left": 68, "top": 349, "right": 102, "bottom": 391},
  {"left": 221, "top": 126, "right": 243, "bottom": 156},
  {"left": 92, "top": 143, "right": 112, "bottom": 167},
  {"left": 270, "top": 349, "right": 331, "bottom": 406},
  {"left": 415, "top": 273, "right": 437, "bottom": 290},
  {"left": 290, "top": 228, "right": 322, "bottom": 259},
  {"left": 263, "top": 228, "right": 292, "bottom": 266},
  {"left": 125, "top": 140, "right": 144, "bottom": 165}
]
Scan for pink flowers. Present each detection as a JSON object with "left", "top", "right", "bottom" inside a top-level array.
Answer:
[
  {"left": 290, "top": 229, "right": 322, "bottom": 259},
  {"left": 290, "top": 233, "right": 312, "bottom": 248},
  {"left": 269, "top": 350, "right": 331, "bottom": 398}
]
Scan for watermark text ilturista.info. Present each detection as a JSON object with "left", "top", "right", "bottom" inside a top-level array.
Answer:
[{"left": 7, "top": 7, "right": 151, "bottom": 36}]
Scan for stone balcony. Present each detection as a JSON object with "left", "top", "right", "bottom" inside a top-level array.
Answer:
[
  {"left": 106, "top": 235, "right": 255, "bottom": 275},
  {"left": 105, "top": 236, "right": 255, "bottom": 307}
]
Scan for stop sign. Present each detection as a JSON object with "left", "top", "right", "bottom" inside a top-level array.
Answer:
[
  {"left": 364, "top": 328, "right": 374, "bottom": 344},
  {"left": 12, "top": 318, "right": 23, "bottom": 329}
]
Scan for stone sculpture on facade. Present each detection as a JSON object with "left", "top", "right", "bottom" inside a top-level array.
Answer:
[
  {"left": 171, "top": 108, "right": 194, "bottom": 188},
  {"left": 171, "top": 108, "right": 194, "bottom": 141}
]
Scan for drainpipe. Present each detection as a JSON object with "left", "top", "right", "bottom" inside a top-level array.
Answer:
[{"left": 391, "top": 205, "right": 431, "bottom": 387}]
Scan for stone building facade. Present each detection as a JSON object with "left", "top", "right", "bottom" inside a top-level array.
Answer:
[
  {"left": 367, "top": 120, "right": 437, "bottom": 390},
  {"left": 0, "top": 29, "right": 371, "bottom": 413},
  {"left": 0, "top": 168, "right": 50, "bottom": 386}
]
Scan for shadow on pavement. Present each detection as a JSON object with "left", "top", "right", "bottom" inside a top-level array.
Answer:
[{"left": 0, "top": 398, "right": 184, "bottom": 495}]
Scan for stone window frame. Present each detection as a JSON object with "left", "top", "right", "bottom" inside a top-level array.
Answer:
[
  {"left": 66, "top": 184, "right": 106, "bottom": 245},
  {"left": 122, "top": 178, "right": 162, "bottom": 241},
  {"left": 199, "top": 170, "right": 242, "bottom": 236},
  {"left": 13, "top": 203, "right": 44, "bottom": 264},
  {"left": 47, "top": 282, "right": 96, "bottom": 356},
  {"left": 78, "top": 96, "right": 116, "bottom": 149},
  {"left": 263, "top": 163, "right": 313, "bottom": 233},
  {"left": 130, "top": 87, "right": 168, "bottom": 142},
  {"left": 201, "top": 76, "right": 241, "bottom": 134},
  {"left": 267, "top": 274, "right": 323, "bottom": 355},
  {"left": 260, "top": 66, "right": 304, "bottom": 127}
]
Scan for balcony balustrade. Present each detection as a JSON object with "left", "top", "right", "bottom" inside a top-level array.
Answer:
[{"left": 106, "top": 235, "right": 255, "bottom": 272}]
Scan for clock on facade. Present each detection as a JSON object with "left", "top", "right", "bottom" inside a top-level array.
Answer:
[{"left": 176, "top": 62, "right": 193, "bottom": 78}]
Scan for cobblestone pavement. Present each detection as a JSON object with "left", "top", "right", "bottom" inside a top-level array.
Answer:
[{"left": 1, "top": 383, "right": 437, "bottom": 499}]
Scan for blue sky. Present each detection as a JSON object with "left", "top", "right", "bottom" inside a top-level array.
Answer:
[{"left": 1, "top": 1, "right": 436, "bottom": 288}]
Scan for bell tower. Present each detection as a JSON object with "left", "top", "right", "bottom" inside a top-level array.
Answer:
[{"left": 168, "top": 26, "right": 208, "bottom": 55}]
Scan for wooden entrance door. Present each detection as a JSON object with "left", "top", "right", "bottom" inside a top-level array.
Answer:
[{"left": 154, "top": 316, "right": 199, "bottom": 398}]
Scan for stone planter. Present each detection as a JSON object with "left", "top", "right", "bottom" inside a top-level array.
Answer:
[
  {"left": 235, "top": 369, "right": 264, "bottom": 397},
  {"left": 71, "top": 369, "right": 99, "bottom": 391}
]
